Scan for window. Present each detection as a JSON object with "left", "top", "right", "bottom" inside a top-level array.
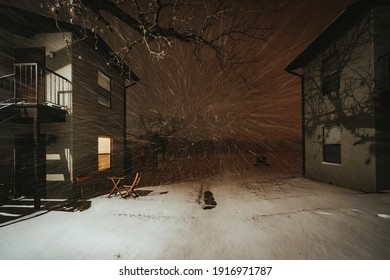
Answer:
[
  {"left": 98, "top": 137, "right": 111, "bottom": 171},
  {"left": 378, "top": 53, "right": 390, "bottom": 90},
  {"left": 98, "top": 71, "right": 111, "bottom": 107},
  {"left": 323, "top": 125, "right": 341, "bottom": 164},
  {"left": 322, "top": 53, "right": 340, "bottom": 95}
]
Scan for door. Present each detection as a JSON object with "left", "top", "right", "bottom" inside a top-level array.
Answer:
[
  {"left": 14, "top": 134, "right": 35, "bottom": 198},
  {"left": 14, "top": 134, "right": 46, "bottom": 198}
]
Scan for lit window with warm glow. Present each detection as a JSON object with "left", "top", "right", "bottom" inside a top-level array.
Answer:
[{"left": 98, "top": 137, "right": 111, "bottom": 171}]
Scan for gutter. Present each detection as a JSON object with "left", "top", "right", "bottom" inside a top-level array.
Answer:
[{"left": 285, "top": 68, "right": 306, "bottom": 176}]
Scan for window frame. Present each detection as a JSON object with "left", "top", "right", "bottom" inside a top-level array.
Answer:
[
  {"left": 322, "top": 52, "right": 340, "bottom": 96},
  {"left": 98, "top": 70, "right": 112, "bottom": 108},
  {"left": 98, "top": 136, "right": 112, "bottom": 172},
  {"left": 323, "top": 125, "right": 341, "bottom": 164}
]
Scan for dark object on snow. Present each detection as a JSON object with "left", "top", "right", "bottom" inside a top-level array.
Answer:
[
  {"left": 204, "top": 191, "right": 213, "bottom": 200},
  {"left": 255, "top": 156, "right": 270, "bottom": 167},
  {"left": 55, "top": 200, "right": 91, "bottom": 212},
  {"left": 203, "top": 191, "right": 217, "bottom": 210}
]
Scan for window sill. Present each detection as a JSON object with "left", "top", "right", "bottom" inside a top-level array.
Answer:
[{"left": 322, "top": 161, "right": 341, "bottom": 166}]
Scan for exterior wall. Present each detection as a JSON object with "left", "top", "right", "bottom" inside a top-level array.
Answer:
[
  {"left": 0, "top": 31, "right": 74, "bottom": 199},
  {"left": 71, "top": 40, "right": 126, "bottom": 192},
  {"left": 41, "top": 116, "right": 73, "bottom": 198},
  {"left": 1, "top": 27, "right": 128, "bottom": 199},
  {"left": 373, "top": 7, "right": 390, "bottom": 191},
  {"left": 0, "top": 111, "right": 72, "bottom": 200},
  {"left": 0, "top": 28, "right": 13, "bottom": 75},
  {"left": 13, "top": 32, "right": 72, "bottom": 80},
  {"left": 303, "top": 11, "right": 377, "bottom": 192},
  {"left": 1, "top": 15, "right": 128, "bottom": 198}
]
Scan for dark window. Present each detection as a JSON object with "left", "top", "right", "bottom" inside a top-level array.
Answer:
[
  {"left": 323, "top": 72, "right": 340, "bottom": 94},
  {"left": 378, "top": 53, "right": 390, "bottom": 90},
  {"left": 98, "top": 71, "right": 111, "bottom": 108},
  {"left": 322, "top": 53, "right": 340, "bottom": 95},
  {"left": 323, "top": 144, "right": 341, "bottom": 164},
  {"left": 323, "top": 125, "right": 341, "bottom": 164}
]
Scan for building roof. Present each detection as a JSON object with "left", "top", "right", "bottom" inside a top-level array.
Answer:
[
  {"left": 0, "top": 4, "right": 140, "bottom": 83},
  {"left": 285, "top": 0, "right": 390, "bottom": 72}
]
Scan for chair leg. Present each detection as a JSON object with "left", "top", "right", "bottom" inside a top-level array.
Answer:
[
  {"left": 131, "top": 191, "right": 139, "bottom": 198},
  {"left": 121, "top": 190, "right": 129, "bottom": 198}
]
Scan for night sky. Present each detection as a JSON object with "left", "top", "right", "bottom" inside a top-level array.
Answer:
[
  {"left": 123, "top": 0, "right": 356, "bottom": 146},
  {"left": 1, "top": 0, "right": 356, "bottom": 146}
]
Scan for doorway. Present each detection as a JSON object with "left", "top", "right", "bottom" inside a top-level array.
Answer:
[
  {"left": 14, "top": 134, "right": 46, "bottom": 198},
  {"left": 14, "top": 134, "right": 35, "bottom": 198}
]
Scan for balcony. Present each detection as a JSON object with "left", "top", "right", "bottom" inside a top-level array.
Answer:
[{"left": 0, "top": 63, "right": 72, "bottom": 122}]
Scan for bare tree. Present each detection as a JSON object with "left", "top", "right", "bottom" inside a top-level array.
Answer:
[
  {"left": 139, "top": 113, "right": 184, "bottom": 160},
  {"left": 45, "top": 0, "right": 274, "bottom": 73}
]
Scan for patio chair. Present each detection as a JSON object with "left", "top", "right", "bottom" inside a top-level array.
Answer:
[{"left": 121, "top": 172, "right": 142, "bottom": 198}]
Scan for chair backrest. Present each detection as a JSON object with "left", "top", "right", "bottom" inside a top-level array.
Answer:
[
  {"left": 135, "top": 172, "right": 142, "bottom": 186},
  {"left": 129, "top": 172, "right": 141, "bottom": 187}
]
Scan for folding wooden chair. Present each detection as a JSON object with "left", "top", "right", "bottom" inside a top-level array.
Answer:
[{"left": 121, "top": 172, "right": 142, "bottom": 198}]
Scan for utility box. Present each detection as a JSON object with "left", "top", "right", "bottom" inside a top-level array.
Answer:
[{"left": 255, "top": 156, "right": 270, "bottom": 167}]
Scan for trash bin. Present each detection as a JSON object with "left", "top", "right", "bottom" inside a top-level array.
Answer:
[{"left": 255, "top": 156, "right": 270, "bottom": 167}]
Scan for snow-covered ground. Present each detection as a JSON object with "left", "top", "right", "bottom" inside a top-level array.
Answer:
[{"left": 0, "top": 174, "right": 389, "bottom": 260}]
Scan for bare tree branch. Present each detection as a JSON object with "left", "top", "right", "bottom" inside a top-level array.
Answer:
[{"left": 48, "top": 0, "right": 274, "bottom": 69}]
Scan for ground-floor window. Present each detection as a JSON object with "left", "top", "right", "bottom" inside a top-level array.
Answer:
[
  {"left": 323, "top": 125, "right": 341, "bottom": 164},
  {"left": 98, "top": 136, "right": 112, "bottom": 171}
]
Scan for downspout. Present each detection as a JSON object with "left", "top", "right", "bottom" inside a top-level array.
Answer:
[
  {"left": 286, "top": 69, "right": 306, "bottom": 176},
  {"left": 123, "top": 81, "right": 137, "bottom": 175}
]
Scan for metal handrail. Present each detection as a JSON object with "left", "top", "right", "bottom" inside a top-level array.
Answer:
[
  {"left": 0, "top": 63, "right": 72, "bottom": 113},
  {"left": 0, "top": 73, "right": 15, "bottom": 80}
]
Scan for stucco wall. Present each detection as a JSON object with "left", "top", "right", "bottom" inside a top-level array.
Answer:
[{"left": 303, "top": 11, "right": 377, "bottom": 192}]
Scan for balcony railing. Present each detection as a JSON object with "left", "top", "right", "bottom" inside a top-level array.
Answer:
[{"left": 0, "top": 63, "right": 72, "bottom": 113}]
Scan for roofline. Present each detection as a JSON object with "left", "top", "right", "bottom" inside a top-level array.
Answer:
[{"left": 285, "top": 0, "right": 390, "bottom": 72}]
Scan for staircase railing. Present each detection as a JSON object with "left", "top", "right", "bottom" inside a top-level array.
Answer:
[
  {"left": 44, "top": 66, "right": 72, "bottom": 113},
  {"left": 0, "top": 63, "right": 72, "bottom": 113}
]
